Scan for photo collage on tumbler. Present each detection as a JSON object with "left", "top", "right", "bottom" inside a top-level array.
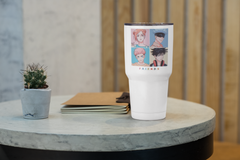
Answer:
[{"left": 131, "top": 28, "right": 168, "bottom": 69}]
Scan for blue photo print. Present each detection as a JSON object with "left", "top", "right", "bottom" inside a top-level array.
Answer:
[
  {"left": 131, "top": 47, "right": 150, "bottom": 66},
  {"left": 150, "top": 29, "right": 168, "bottom": 48}
]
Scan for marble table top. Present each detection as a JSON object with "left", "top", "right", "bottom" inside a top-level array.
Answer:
[{"left": 0, "top": 95, "right": 215, "bottom": 151}]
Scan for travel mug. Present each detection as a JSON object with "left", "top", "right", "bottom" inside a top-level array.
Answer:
[{"left": 124, "top": 23, "right": 173, "bottom": 120}]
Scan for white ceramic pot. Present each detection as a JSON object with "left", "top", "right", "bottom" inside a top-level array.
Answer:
[{"left": 20, "top": 89, "right": 51, "bottom": 119}]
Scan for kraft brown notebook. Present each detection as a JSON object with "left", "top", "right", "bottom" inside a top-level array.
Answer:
[
  {"left": 61, "top": 92, "right": 128, "bottom": 106},
  {"left": 61, "top": 92, "right": 129, "bottom": 114}
]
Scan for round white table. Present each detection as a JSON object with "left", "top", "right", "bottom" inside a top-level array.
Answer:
[{"left": 0, "top": 95, "right": 215, "bottom": 160}]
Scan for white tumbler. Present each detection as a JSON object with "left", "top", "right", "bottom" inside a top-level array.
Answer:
[{"left": 124, "top": 23, "right": 173, "bottom": 120}]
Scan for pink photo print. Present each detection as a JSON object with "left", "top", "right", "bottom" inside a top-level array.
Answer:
[{"left": 131, "top": 29, "right": 150, "bottom": 47}]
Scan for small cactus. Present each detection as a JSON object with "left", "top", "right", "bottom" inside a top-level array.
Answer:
[{"left": 20, "top": 63, "right": 48, "bottom": 89}]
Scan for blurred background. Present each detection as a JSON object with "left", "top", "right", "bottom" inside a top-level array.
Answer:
[{"left": 0, "top": 0, "right": 240, "bottom": 144}]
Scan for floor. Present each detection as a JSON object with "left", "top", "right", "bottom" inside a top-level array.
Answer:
[{"left": 208, "top": 141, "right": 240, "bottom": 160}]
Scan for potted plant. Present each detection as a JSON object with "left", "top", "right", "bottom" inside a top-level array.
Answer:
[{"left": 20, "top": 63, "right": 51, "bottom": 119}]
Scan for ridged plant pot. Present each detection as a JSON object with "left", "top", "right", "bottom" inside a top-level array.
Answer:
[{"left": 20, "top": 89, "right": 51, "bottom": 119}]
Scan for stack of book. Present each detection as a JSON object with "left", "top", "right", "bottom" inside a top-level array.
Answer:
[{"left": 61, "top": 92, "right": 130, "bottom": 114}]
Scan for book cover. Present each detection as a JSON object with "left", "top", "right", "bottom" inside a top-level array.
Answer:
[
  {"left": 61, "top": 92, "right": 130, "bottom": 114},
  {"left": 61, "top": 92, "right": 129, "bottom": 106}
]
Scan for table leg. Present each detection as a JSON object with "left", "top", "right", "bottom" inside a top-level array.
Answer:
[{"left": 0, "top": 145, "right": 8, "bottom": 160}]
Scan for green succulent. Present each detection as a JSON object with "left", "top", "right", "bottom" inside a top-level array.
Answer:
[{"left": 21, "top": 63, "right": 48, "bottom": 89}]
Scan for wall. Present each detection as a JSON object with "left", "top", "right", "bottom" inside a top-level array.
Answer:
[
  {"left": 101, "top": 0, "right": 240, "bottom": 143},
  {"left": 0, "top": 0, "right": 101, "bottom": 102},
  {"left": 0, "top": 0, "right": 24, "bottom": 102},
  {"left": 23, "top": 0, "right": 101, "bottom": 96}
]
